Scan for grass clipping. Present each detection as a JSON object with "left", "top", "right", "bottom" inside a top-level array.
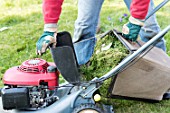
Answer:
[{"left": 80, "top": 33, "right": 128, "bottom": 102}]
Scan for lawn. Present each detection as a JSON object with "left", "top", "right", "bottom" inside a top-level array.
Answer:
[{"left": 0, "top": 0, "right": 170, "bottom": 113}]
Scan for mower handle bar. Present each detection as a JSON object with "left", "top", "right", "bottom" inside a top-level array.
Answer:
[
  {"left": 99, "top": 25, "right": 170, "bottom": 82},
  {"left": 145, "top": 0, "right": 170, "bottom": 20},
  {"left": 97, "top": 0, "right": 170, "bottom": 82}
]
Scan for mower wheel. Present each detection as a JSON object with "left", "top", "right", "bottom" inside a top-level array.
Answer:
[{"left": 72, "top": 103, "right": 103, "bottom": 113}]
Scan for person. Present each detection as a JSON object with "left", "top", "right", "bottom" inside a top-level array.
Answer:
[
  {"left": 36, "top": 0, "right": 166, "bottom": 66},
  {"left": 123, "top": 0, "right": 166, "bottom": 50}
]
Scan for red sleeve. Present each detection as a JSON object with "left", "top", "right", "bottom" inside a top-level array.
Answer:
[
  {"left": 130, "top": 0, "right": 150, "bottom": 19},
  {"left": 43, "top": 0, "right": 64, "bottom": 24}
]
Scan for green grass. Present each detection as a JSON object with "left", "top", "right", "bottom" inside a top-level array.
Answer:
[{"left": 0, "top": 0, "right": 170, "bottom": 112}]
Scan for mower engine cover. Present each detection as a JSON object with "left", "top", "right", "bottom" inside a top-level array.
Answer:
[{"left": 3, "top": 58, "right": 59, "bottom": 87}]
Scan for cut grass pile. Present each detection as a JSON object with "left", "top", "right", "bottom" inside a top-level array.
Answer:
[{"left": 80, "top": 33, "right": 128, "bottom": 99}]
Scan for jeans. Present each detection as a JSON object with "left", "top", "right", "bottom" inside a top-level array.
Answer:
[
  {"left": 73, "top": 0, "right": 166, "bottom": 65},
  {"left": 73, "top": 0, "right": 104, "bottom": 65}
]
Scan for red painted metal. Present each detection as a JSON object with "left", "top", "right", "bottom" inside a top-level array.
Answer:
[{"left": 3, "top": 59, "right": 59, "bottom": 88}]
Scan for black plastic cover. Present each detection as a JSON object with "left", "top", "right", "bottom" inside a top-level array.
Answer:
[{"left": 1, "top": 87, "right": 30, "bottom": 110}]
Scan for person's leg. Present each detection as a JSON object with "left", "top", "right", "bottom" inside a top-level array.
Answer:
[
  {"left": 73, "top": 0, "right": 104, "bottom": 65},
  {"left": 96, "top": 15, "right": 101, "bottom": 34},
  {"left": 73, "top": 0, "right": 104, "bottom": 42},
  {"left": 124, "top": 0, "right": 166, "bottom": 52}
]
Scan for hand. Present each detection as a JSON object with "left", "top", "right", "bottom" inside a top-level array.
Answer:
[
  {"left": 36, "top": 31, "right": 57, "bottom": 55},
  {"left": 122, "top": 16, "right": 144, "bottom": 41}
]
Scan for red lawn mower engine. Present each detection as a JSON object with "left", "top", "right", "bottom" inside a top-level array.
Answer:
[{"left": 1, "top": 58, "right": 59, "bottom": 110}]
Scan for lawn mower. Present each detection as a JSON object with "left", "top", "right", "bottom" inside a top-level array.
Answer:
[{"left": 0, "top": 0, "right": 170, "bottom": 113}]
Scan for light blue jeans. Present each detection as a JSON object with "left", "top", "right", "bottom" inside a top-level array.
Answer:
[{"left": 73, "top": 0, "right": 166, "bottom": 65}]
